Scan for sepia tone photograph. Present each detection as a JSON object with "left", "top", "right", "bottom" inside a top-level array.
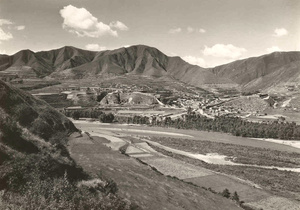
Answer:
[{"left": 0, "top": 0, "right": 299, "bottom": 209}]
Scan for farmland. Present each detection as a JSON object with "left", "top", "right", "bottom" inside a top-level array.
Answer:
[
  {"left": 67, "top": 129, "right": 242, "bottom": 210},
  {"left": 150, "top": 144, "right": 300, "bottom": 201},
  {"left": 73, "top": 121, "right": 300, "bottom": 209},
  {"left": 74, "top": 121, "right": 300, "bottom": 153},
  {"left": 146, "top": 136, "right": 300, "bottom": 168}
]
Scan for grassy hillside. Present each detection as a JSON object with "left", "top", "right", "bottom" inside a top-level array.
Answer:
[
  {"left": 0, "top": 80, "right": 136, "bottom": 209},
  {"left": 210, "top": 52, "right": 300, "bottom": 91},
  {"left": 0, "top": 80, "right": 76, "bottom": 140}
]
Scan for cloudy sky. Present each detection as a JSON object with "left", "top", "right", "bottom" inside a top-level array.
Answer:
[{"left": 0, "top": 0, "right": 299, "bottom": 67}]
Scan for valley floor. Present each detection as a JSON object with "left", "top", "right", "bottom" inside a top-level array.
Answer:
[
  {"left": 67, "top": 130, "right": 241, "bottom": 210},
  {"left": 73, "top": 120, "right": 300, "bottom": 153},
  {"left": 72, "top": 121, "right": 300, "bottom": 210}
]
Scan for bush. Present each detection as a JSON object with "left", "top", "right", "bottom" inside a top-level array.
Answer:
[
  {"left": 49, "top": 131, "right": 70, "bottom": 157},
  {"left": 13, "top": 104, "right": 38, "bottom": 126},
  {"left": 0, "top": 173, "right": 132, "bottom": 210},
  {"left": 99, "top": 112, "right": 115, "bottom": 123},
  {"left": 119, "top": 144, "right": 129, "bottom": 155},
  {"left": 71, "top": 111, "right": 80, "bottom": 120},
  {"left": 0, "top": 118, "right": 39, "bottom": 154},
  {"left": 232, "top": 191, "right": 239, "bottom": 202},
  {"left": 221, "top": 188, "right": 231, "bottom": 198}
]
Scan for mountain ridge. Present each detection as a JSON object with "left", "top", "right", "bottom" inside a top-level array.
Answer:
[
  {"left": 210, "top": 51, "right": 300, "bottom": 91},
  {"left": 1, "top": 45, "right": 299, "bottom": 92},
  {"left": 0, "top": 45, "right": 231, "bottom": 86}
]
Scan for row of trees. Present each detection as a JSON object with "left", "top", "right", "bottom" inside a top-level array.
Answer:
[
  {"left": 151, "top": 113, "right": 300, "bottom": 140},
  {"left": 115, "top": 115, "right": 150, "bottom": 124},
  {"left": 64, "top": 108, "right": 300, "bottom": 140},
  {"left": 64, "top": 109, "right": 107, "bottom": 120},
  {"left": 65, "top": 109, "right": 115, "bottom": 123},
  {"left": 115, "top": 112, "right": 300, "bottom": 140}
]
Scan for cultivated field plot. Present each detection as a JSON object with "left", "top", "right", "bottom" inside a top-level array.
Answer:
[
  {"left": 152, "top": 144, "right": 300, "bottom": 201},
  {"left": 247, "top": 196, "right": 300, "bottom": 210},
  {"left": 98, "top": 75, "right": 211, "bottom": 95},
  {"left": 134, "top": 142, "right": 158, "bottom": 153},
  {"left": 139, "top": 156, "right": 214, "bottom": 179},
  {"left": 125, "top": 145, "right": 145, "bottom": 154},
  {"left": 134, "top": 139, "right": 300, "bottom": 209},
  {"left": 13, "top": 79, "right": 61, "bottom": 91},
  {"left": 148, "top": 136, "right": 300, "bottom": 167},
  {"left": 264, "top": 107, "right": 300, "bottom": 125},
  {"left": 185, "top": 175, "right": 270, "bottom": 203}
]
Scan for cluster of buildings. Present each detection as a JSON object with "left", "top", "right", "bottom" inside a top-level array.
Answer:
[{"left": 34, "top": 83, "right": 268, "bottom": 120}]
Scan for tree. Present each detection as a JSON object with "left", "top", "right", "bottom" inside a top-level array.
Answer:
[
  {"left": 99, "top": 112, "right": 114, "bottom": 123},
  {"left": 106, "top": 113, "right": 115, "bottom": 123},
  {"left": 97, "top": 92, "right": 108, "bottom": 102},
  {"left": 71, "top": 111, "right": 80, "bottom": 120},
  {"left": 98, "top": 112, "right": 106, "bottom": 123},
  {"left": 221, "top": 188, "right": 231, "bottom": 198},
  {"left": 232, "top": 191, "right": 239, "bottom": 202},
  {"left": 187, "top": 106, "right": 193, "bottom": 116}
]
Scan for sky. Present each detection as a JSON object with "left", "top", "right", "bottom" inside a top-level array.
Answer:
[{"left": 0, "top": 0, "right": 299, "bottom": 67}]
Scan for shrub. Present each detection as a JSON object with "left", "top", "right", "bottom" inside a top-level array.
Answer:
[
  {"left": 13, "top": 104, "right": 38, "bottom": 126},
  {"left": 119, "top": 144, "right": 129, "bottom": 155},
  {"left": 0, "top": 118, "right": 39, "bottom": 154},
  {"left": 71, "top": 111, "right": 80, "bottom": 120},
  {"left": 99, "top": 112, "right": 115, "bottom": 123},
  {"left": 221, "top": 188, "right": 231, "bottom": 198},
  {"left": 31, "top": 117, "right": 53, "bottom": 140},
  {"left": 232, "top": 191, "right": 239, "bottom": 202}
]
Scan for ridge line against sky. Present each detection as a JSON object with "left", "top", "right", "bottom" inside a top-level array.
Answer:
[{"left": 0, "top": 0, "right": 299, "bottom": 67}]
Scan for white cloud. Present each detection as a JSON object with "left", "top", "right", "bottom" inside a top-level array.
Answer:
[
  {"left": 203, "top": 44, "right": 247, "bottom": 59},
  {"left": 187, "top": 26, "right": 194, "bottom": 33},
  {"left": 273, "top": 28, "right": 288, "bottom": 37},
  {"left": 15, "top": 25, "right": 25, "bottom": 30},
  {"left": 168, "top": 27, "right": 181, "bottom": 34},
  {"left": 182, "top": 56, "right": 206, "bottom": 67},
  {"left": 199, "top": 28, "right": 206, "bottom": 33},
  {"left": 85, "top": 44, "right": 107, "bottom": 51},
  {"left": 0, "top": 27, "right": 13, "bottom": 42},
  {"left": 0, "top": 19, "right": 13, "bottom": 26},
  {"left": 0, "top": 19, "right": 13, "bottom": 43},
  {"left": 60, "top": 5, "right": 123, "bottom": 37},
  {"left": 266, "top": 46, "right": 281, "bottom": 53},
  {"left": 109, "top": 21, "right": 128, "bottom": 31}
]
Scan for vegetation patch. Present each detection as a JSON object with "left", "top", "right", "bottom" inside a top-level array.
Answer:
[{"left": 0, "top": 154, "right": 135, "bottom": 210}]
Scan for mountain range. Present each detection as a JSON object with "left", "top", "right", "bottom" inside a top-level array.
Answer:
[{"left": 1, "top": 45, "right": 299, "bottom": 92}]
